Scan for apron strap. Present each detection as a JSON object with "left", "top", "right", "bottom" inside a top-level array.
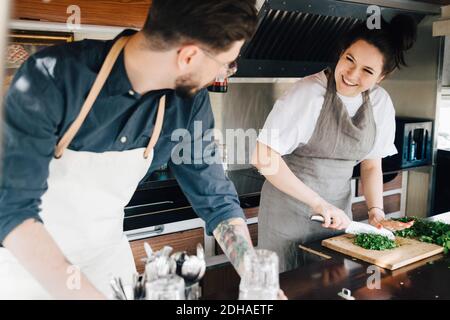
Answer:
[
  {"left": 54, "top": 36, "right": 131, "bottom": 159},
  {"left": 144, "top": 95, "right": 166, "bottom": 159}
]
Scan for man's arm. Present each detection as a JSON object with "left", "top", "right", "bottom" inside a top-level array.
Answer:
[
  {"left": 4, "top": 219, "right": 104, "bottom": 299},
  {"left": 168, "top": 92, "right": 287, "bottom": 299},
  {"left": 214, "top": 218, "right": 288, "bottom": 300},
  {"left": 168, "top": 90, "right": 255, "bottom": 276},
  {"left": 0, "top": 55, "right": 104, "bottom": 299},
  {"left": 213, "top": 218, "right": 254, "bottom": 276}
]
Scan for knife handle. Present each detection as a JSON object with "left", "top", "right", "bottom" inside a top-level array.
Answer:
[{"left": 310, "top": 215, "right": 326, "bottom": 223}]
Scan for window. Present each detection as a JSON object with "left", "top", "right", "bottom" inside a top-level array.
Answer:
[
  {"left": 438, "top": 37, "right": 450, "bottom": 150},
  {"left": 438, "top": 90, "right": 450, "bottom": 150}
]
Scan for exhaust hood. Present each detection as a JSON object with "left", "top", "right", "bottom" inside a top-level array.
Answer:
[{"left": 234, "top": 0, "right": 429, "bottom": 78}]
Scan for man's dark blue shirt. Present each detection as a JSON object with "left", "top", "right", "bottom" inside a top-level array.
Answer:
[{"left": 0, "top": 29, "right": 243, "bottom": 243}]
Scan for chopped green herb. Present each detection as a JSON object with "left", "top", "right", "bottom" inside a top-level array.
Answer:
[
  {"left": 354, "top": 233, "right": 397, "bottom": 251},
  {"left": 393, "top": 217, "right": 450, "bottom": 254}
]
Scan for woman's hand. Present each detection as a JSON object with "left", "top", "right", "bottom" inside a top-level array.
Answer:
[
  {"left": 311, "top": 198, "right": 351, "bottom": 230},
  {"left": 368, "top": 208, "right": 414, "bottom": 231}
]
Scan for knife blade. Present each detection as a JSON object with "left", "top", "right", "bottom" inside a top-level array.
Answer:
[{"left": 310, "top": 215, "right": 395, "bottom": 240}]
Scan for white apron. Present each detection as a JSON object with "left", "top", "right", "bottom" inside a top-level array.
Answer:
[{"left": 0, "top": 36, "right": 166, "bottom": 299}]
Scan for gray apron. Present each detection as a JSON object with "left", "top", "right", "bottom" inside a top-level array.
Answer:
[{"left": 258, "top": 69, "right": 377, "bottom": 272}]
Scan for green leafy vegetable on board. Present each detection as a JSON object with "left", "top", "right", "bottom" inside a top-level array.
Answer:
[
  {"left": 354, "top": 233, "right": 397, "bottom": 251},
  {"left": 393, "top": 217, "right": 450, "bottom": 254}
]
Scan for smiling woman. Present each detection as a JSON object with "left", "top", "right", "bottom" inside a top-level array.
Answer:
[
  {"left": 252, "top": 14, "right": 418, "bottom": 273},
  {"left": 0, "top": 0, "right": 260, "bottom": 300},
  {"left": 334, "top": 40, "right": 385, "bottom": 98},
  {"left": 334, "top": 15, "right": 417, "bottom": 98}
]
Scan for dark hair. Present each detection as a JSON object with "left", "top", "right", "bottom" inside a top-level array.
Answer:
[
  {"left": 339, "top": 14, "right": 418, "bottom": 75},
  {"left": 142, "top": 0, "right": 258, "bottom": 52}
]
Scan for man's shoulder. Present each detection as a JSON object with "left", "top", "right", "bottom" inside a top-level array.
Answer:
[
  {"left": 31, "top": 38, "right": 110, "bottom": 73},
  {"left": 32, "top": 29, "right": 137, "bottom": 65}
]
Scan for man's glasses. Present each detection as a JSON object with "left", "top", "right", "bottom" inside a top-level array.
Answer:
[{"left": 200, "top": 48, "right": 238, "bottom": 78}]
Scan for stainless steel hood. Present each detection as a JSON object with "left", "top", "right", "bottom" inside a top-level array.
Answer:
[{"left": 234, "top": 0, "right": 432, "bottom": 78}]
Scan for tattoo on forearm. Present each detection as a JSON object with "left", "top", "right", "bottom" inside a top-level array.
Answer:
[{"left": 214, "top": 219, "right": 254, "bottom": 274}]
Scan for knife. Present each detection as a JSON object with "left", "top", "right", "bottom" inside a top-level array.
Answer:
[{"left": 310, "top": 215, "right": 395, "bottom": 240}]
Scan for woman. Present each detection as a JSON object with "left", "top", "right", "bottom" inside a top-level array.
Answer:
[{"left": 252, "top": 15, "right": 416, "bottom": 272}]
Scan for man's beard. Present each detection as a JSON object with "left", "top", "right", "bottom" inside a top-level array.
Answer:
[{"left": 174, "top": 74, "right": 203, "bottom": 99}]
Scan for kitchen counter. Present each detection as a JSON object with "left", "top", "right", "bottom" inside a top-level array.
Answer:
[
  {"left": 124, "top": 165, "right": 409, "bottom": 231},
  {"left": 201, "top": 212, "right": 450, "bottom": 300},
  {"left": 124, "top": 168, "right": 264, "bottom": 231}
]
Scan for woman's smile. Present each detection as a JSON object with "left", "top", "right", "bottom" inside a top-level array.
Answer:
[{"left": 341, "top": 75, "right": 359, "bottom": 87}]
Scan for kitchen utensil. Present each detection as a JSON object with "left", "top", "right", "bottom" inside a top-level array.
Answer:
[
  {"left": 145, "top": 274, "right": 185, "bottom": 300},
  {"left": 110, "top": 278, "right": 127, "bottom": 300},
  {"left": 144, "top": 242, "right": 153, "bottom": 260},
  {"left": 172, "top": 244, "right": 206, "bottom": 284},
  {"left": 310, "top": 215, "right": 395, "bottom": 240},
  {"left": 145, "top": 245, "right": 176, "bottom": 281},
  {"left": 239, "top": 249, "right": 279, "bottom": 300}
]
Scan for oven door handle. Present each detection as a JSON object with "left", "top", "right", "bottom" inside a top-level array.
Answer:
[{"left": 126, "top": 225, "right": 165, "bottom": 240}]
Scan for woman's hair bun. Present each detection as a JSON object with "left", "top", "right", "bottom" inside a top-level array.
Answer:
[
  {"left": 339, "top": 13, "right": 418, "bottom": 75},
  {"left": 389, "top": 14, "right": 418, "bottom": 52}
]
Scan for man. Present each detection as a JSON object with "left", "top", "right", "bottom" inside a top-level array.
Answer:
[{"left": 0, "top": 0, "right": 258, "bottom": 299}]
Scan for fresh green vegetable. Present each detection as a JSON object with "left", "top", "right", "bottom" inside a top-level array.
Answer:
[
  {"left": 393, "top": 217, "right": 450, "bottom": 254},
  {"left": 354, "top": 233, "right": 397, "bottom": 251}
]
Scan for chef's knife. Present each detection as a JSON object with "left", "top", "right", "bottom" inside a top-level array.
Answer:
[{"left": 310, "top": 215, "right": 396, "bottom": 240}]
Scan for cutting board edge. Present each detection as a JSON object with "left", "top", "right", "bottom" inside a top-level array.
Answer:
[
  {"left": 386, "top": 246, "right": 444, "bottom": 270},
  {"left": 321, "top": 236, "right": 445, "bottom": 270}
]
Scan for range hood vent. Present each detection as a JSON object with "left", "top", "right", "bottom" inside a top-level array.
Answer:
[
  {"left": 243, "top": 10, "right": 360, "bottom": 62},
  {"left": 235, "top": 0, "right": 427, "bottom": 78}
]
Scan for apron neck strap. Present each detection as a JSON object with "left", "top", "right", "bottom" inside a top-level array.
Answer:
[
  {"left": 55, "top": 36, "right": 130, "bottom": 159},
  {"left": 325, "top": 67, "right": 336, "bottom": 96},
  {"left": 144, "top": 95, "right": 166, "bottom": 159},
  {"left": 55, "top": 36, "right": 167, "bottom": 160}
]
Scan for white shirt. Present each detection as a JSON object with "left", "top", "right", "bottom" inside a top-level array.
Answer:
[{"left": 258, "top": 70, "right": 398, "bottom": 160}]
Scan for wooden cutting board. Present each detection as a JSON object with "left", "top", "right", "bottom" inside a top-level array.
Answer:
[{"left": 322, "top": 234, "right": 444, "bottom": 270}]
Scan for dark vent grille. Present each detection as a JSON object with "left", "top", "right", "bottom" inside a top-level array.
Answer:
[{"left": 242, "top": 9, "right": 362, "bottom": 63}]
